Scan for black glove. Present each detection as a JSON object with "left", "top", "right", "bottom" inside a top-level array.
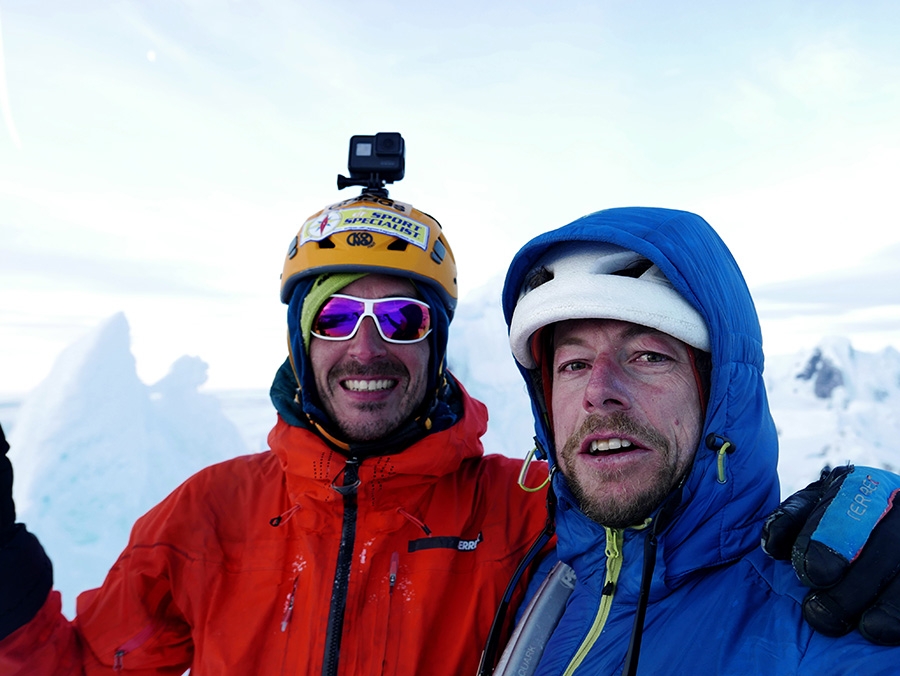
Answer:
[
  {"left": 0, "top": 422, "right": 53, "bottom": 640},
  {"left": 762, "top": 464, "right": 900, "bottom": 645},
  {"left": 0, "top": 422, "right": 18, "bottom": 546}
]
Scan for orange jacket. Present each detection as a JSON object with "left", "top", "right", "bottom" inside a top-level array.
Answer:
[{"left": 0, "top": 384, "right": 549, "bottom": 675}]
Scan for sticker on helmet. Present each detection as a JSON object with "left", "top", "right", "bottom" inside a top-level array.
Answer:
[{"left": 299, "top": 207, "right": 430, "bottom": 250}]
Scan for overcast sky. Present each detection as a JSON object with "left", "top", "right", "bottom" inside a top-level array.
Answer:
[{"left": 2, "top": 1, "right": 899, "bottom": 395}]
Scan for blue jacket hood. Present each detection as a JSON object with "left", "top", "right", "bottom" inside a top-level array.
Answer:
[{"left": 501, "top": 206, "right": 781, "bottom": 584}]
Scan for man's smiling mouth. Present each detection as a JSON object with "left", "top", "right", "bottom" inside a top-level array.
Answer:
[
  {"left": 342, "top": 379, "right": 396, "bottom": 392},
  {"left": 587, "top": 438, "right": 635, "bottom": 455}
]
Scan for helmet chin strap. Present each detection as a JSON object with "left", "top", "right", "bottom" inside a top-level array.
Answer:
[
  {"left": 287, "top": 328, "right": 301, "bottom": 402},
  {"left": 285, "top": 327, "right": 353, "bottom": 452}
]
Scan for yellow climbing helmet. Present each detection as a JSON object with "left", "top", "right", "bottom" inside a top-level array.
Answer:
[{"left": 280, "top": 193, "right": 458, "bottom": 314}]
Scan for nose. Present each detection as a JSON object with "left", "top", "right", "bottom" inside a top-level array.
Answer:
[
  {"left": 582, "top": 355, "right": 632, "bottom": 412},
  {"left": 346, "top": 316, "right": 388, "bottom": 360}
]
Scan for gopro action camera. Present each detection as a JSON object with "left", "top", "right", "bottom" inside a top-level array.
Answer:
[{"left": 337, "top": 132, "right": 405, "bottom": 196}]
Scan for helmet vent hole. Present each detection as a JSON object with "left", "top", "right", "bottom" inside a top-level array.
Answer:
[
  {"left": 387, "top": 239, "right": 408, "bottom": 251},
  {"left": 318, "top": 238, "right": 336, "bottom": 249},
  {"left": 611, "top": 258, "right": 653, "bottom": 278},
  {"left": 524, "top": 266, "right": 554, "bottom": 292}
]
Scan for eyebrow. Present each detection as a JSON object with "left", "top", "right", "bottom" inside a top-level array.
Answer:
[{"left": 552, "top": 323, "right": 673, "bottom": 355}]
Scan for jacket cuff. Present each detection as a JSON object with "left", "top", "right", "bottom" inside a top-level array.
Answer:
[{"left": 0, "top": 524, "right": 53, "bottom": 640}]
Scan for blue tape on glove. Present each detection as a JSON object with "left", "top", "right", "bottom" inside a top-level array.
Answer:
[{"left": 811, "top": 466, "right": 900, "bottom": 563}]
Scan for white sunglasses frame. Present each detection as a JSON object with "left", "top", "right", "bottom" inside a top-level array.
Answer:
[{"left": 311, "top": 294, "right": 433, "bottom": 344}]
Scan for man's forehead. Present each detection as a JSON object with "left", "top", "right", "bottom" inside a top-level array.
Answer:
[
  {"left": 341, "top": 273, "right": 417, "bottom": 297},
  {"left": 552, "top": 318, "right": 686, "bottom": 349}
]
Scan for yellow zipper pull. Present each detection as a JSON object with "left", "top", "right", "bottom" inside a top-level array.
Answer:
[{"left": 562, "top": 527, "right": 626, "bottom": 676}]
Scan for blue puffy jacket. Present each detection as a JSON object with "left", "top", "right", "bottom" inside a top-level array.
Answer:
[{"left": 500, "top": 207, "right": 898, "bottom": 675}]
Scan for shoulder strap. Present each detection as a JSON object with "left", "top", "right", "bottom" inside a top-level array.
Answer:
[{"left": 493, "top": 561, "right": 576, "bottom": 676}]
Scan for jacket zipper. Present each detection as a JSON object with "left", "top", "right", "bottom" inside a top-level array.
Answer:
[
  {"left": 561, "top": 527, "right": 624, "bottom": 676},
  {"left": 322, "top": 457, "right": 360, "bottom": 676},
  {"left": 389, "top": 551, "right": 400, "bottom": 595},
  {"left": 112, "top": 623, "right": 157, "bottom": 671}
]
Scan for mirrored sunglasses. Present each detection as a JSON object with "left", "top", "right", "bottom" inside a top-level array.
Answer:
[{"left": 312, "top": 294, "right": 432, "bottom": 344}]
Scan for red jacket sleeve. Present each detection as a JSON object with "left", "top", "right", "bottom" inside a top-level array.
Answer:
[
  {"left": 0, "top": 487, "right": 197, "bottom": 675},
  {"left": 0, "top": 591, "right": 83, "bottom": 675}
]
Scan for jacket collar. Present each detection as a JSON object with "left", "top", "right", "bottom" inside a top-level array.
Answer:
[
  {"left": 269, "top": 356, "right": 465, "bottom": 458},
  {"left": 267, "top": 375, "right": 489, "bottom": 511}
]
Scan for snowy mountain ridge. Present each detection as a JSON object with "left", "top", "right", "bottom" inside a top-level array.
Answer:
[{"left": 765, "top": 335, "right": 900, "bottom": 495}]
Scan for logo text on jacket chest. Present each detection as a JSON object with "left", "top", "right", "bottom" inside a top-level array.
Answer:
[{"left": 407, "top": 532, "right": 484, "bottom": 553}]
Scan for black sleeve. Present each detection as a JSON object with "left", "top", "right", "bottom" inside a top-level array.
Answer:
[
  {"left": 0, "top": 524, "right": 53, "bottom": 640},
  {"left": 0, "top": 423, "right": 54, "bottom": 640}
]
